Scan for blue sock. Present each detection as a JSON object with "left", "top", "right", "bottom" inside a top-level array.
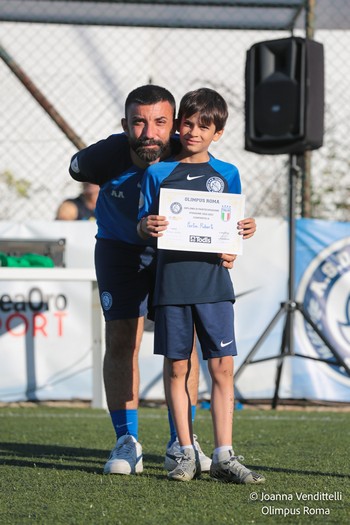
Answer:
[
  {"left": 110, "top": 409, "right": 138, "bottom": 441},
  {"left": 167, "top": 405, "right": 197, "bottom": 446},
  {"left": 167, "top": 408, "right": 177, "bottom": 446},
  {"left": 191, "top": 405, "right": 196, "bottom": 424}
]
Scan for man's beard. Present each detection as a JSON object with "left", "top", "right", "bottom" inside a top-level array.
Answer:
[{"left": 129, "top": 137, "right": 169, "bottom": 162}]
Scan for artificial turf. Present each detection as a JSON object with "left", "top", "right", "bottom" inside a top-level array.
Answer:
[{"left": 0, "top": 406, "right": 349, "bottom": 524}]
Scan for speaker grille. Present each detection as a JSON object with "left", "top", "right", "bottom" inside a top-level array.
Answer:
[
  {"left": 255, "top": 78, "right": 300, "bottom": 137},
  {"left": 245, "top": 37, "right": 324, "bottom": 155}
]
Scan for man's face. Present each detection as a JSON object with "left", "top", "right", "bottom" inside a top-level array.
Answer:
[{"left": 121, "top": 101, "right": 175, "bottom": 167}]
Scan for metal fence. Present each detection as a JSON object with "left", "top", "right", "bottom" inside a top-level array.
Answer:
[{"left": 1, "top": 1, "right": 349, "bottom": 222}]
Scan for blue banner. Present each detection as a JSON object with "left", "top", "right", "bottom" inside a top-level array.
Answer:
[{"left": 294, "top": 218, "right": 350, "bottom": 401}]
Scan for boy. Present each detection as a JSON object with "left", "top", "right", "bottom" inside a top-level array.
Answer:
[{"left": 137, "top": 87, "right": 265, "bottom": 483}]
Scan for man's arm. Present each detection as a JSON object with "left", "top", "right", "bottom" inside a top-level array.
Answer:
[{"left": 69, "top": 133, "right": 131, "bottom": 186}]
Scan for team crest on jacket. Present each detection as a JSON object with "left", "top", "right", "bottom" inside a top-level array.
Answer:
[
  {"left": 295, "top": 237, "right": 350, "bottom": 383},
  {"left": 206, "top": 177, "right": 224, "bottom": 192}
]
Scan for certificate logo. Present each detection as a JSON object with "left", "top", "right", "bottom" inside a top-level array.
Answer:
[
  {"left": 170, "top": 202, "right": 182, "bottom": 214},
  {"left": 206, "top": 177, "right": 224, "bottom": 193},
  {"left": 221, "top": 205, "right": 231, "bottom": 222},
  {"left": 189, "top": 235, "right": 211, "bottom": 244},
  {"left": 295, "top": 237, "right": 350, "bottom": 383}
]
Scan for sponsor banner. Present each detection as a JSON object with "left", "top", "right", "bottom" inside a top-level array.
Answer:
[
  {"left": 0, "top": 221, "right": 95, "bottom": 402},
  {"left": 221, "top": 218, "right": 350, "bottom": 402},
  {"left": 0, "top": 280, "right": 92, "bottom": 401},
  {"left": 293, "top": 218, "right": 350, "bottom": 401}
]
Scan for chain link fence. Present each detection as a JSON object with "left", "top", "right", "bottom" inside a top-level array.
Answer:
[{"left": 1, "top": 1, "right": 349, "bottom": 222}]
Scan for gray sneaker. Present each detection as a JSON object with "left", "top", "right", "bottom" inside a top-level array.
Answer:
[
  {"left": 168, "top": 447, "right": 201, "bottom": 482},
  {"left": 193, "top": 435, "right": 212, "bottom": 472},
  {"left": 165, "top": 434, "right": 211, "bottom": 472},
  {"left": 210, "top": 450, "right": 265, "bottom": 484}
]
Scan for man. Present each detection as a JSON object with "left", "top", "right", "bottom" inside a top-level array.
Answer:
[
  {"left": 56, "top": 182, "right": 98, "bottom": 220},
  {"left": 69, "top": 85, "right": 256, "bottom": 475}
]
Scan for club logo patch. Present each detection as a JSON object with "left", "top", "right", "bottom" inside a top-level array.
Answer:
[
  {"left": 101, "top": 291, "right": 113, "bottom": 311},
  {"left": 70, "top": 157, "right": 80, "bottom": 173},
  {"left": 296, "top": 237, "right": 350, "bottom": 383},
  {"left": 206, "top": 177, "right": 224, "bottom": 193}
]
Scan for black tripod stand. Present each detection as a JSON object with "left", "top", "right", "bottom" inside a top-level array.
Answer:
[{"left": 235, "top": 154, "right": 350, "bottom": 408}]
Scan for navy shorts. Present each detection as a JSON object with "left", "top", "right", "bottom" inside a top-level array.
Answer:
[
  {"left": 95, "top": 238, "right": 156, "bottom": 321},
  {"left": 154, "top": 301, "right": 237, "bottom": 360}
]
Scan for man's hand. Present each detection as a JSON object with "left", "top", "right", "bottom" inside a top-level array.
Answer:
[
  {"left": 218, "top": 253, "right": 237, "bottom": 269},
  {"left": 237, "top": 217, "right": 256, "bottom": 239},
  {"left": 137, "top": 215, "right": 169, "bottom": 239}
]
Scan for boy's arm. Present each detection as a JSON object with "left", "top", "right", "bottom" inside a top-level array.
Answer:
[{"left": 69, "top": 133, "right": 131, "bottom": 186}]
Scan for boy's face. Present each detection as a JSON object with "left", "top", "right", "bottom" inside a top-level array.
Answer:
[
  {"left": 121, "top": 101, "right": 175, "bottom": 167},
  {"left": 177, "top": 112, "right": 224, "bottom": 156}
]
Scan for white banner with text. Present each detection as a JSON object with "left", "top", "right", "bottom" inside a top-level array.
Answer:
[{"left": 0, "top": 219, "right": 349, "bottom": 403}]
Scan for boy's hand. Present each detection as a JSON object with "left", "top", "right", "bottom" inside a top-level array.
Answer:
[
  {"left": 138, "top": 215, "right": 169, "bottom": 238},
  {"left": 237, "top": 217, "right": 256, "bottom": 239}
]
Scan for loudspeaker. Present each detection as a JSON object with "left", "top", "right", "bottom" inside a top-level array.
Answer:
[{"left": 245, "top": 37, "right": 324, "bottom": 155}]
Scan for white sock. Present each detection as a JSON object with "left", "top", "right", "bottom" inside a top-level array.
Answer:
[
  {"left": 213, "top": 445, "right": 233, "bottom": 462},
  {"left": 180, "top": 445, "right": 194, "bottom": 452}
]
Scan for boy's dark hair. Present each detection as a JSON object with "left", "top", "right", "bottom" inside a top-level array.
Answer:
[
  {"left": 177, "top": 88, "right": 228, "bottom": 131},
  {"left": 125, "top": 84, "right": 176, "bottom": 118}
]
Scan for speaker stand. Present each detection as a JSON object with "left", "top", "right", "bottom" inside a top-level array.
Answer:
[{"left": 235, "top": 154, "right": 350, "bottom": 409}]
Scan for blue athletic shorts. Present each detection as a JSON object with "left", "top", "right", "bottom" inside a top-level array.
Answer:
[
  {"left": 94, "top": 238, "right": 156, "bottom": 321},
  {"left": 154, "top": 302, "right": 237, "bottom": 360}
]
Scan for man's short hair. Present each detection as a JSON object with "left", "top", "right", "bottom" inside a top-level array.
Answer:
[
  {"left": 125, "top": 85, "right": 176, "bottom": 119},
  {"left": 177, "top": 88, "right": 228, "bottom": 131}
]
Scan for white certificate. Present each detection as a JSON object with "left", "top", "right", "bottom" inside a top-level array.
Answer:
[{"left": 158, "top": 188, "right": 245, "bottom": 254}]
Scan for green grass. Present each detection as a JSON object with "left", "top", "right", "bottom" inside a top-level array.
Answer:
[{"left": 0, "top": 406, "right": 349, "bottom": 524}]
